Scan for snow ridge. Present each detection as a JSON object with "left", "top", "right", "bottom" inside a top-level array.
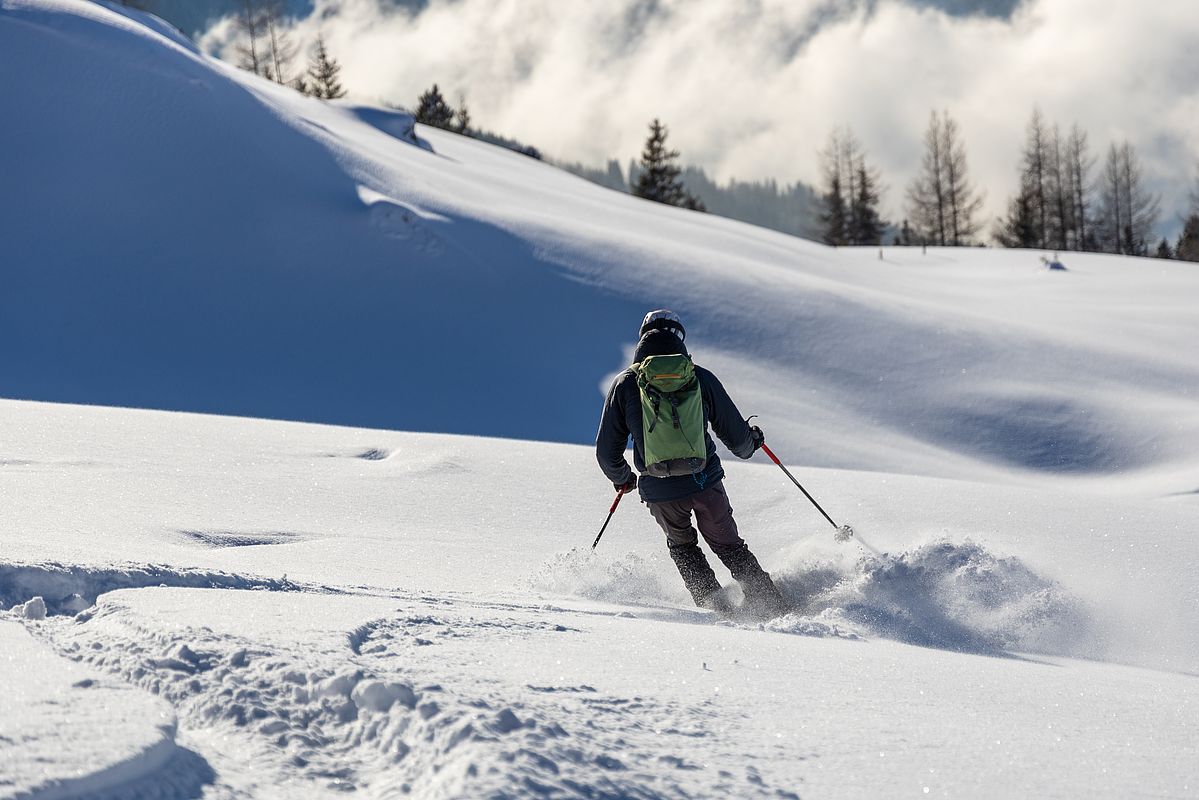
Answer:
[{"left": 0, "top": 562, "right": 315, "bottom": 617}]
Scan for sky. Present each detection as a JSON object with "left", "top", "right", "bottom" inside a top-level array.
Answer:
[{"left": 199, "top": 0, "right": 1199, "bottom": 236}]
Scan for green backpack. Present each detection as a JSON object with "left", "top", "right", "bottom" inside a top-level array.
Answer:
[{"left": 634, "top": 354, "right": 708, "bottom": 478}]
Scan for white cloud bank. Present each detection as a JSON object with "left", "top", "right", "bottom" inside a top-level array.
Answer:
[{"left": 201, "top": 0, "right": 1199, "bottom": 233}]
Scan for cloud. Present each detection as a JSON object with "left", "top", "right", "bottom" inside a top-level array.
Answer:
[{"left": 200, "top": 0, "right": 1199, "bottom": 233}]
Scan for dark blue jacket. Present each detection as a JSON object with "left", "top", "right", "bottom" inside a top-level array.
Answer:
[{"left": 595, "top": 330, "right": 756, "bottom": 503}]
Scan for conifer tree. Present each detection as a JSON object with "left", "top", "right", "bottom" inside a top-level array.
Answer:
[
  {"left": 851, "top": 159, "right": 885, "bottom": 246},
  {"left": 994, "top": 184, "right": 1038, "bottom": 248},
  {"left": 1192, "top": 162, "right": 1199, "bottom": 215},
  {"left": 819, "top": 128, "right": 885, "bottom": 246},
  {"left": 818, "top": 131, "right": 848, "bottom": 246},
  {"left": 415, "top": 84, "right": 455, "bottom": 129},
  {"left": 820, "top": 171, "right": 847, "bottom": 246},
  {"left": 1154, "top": 239, "right": 1174, "bottom": 259},
  {"left": 305, "top": 37, "right": 346, "bottom": 100},
  {"left": 632, "top": 119, "right": 704, "bottom": 211},
  {"left": 1176, "top": 214, "right": 1199, "bottom": 262},
  {"left": 1181, "top": 165, "right": 1199, "bottom": 262}
]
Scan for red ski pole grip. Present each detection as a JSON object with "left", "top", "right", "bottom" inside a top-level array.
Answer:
[{"left": 761, "top": 443, "right": 782, "bottom": 465}]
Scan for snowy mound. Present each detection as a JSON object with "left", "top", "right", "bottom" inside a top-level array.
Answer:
[
  {"left": 4, "top": 0, "right": 1199, "bottom": 489},
  {"left": 0, "top": 620, "right": 211, "bottom": 799}
]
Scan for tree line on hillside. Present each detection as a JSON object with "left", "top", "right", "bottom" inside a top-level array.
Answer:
[
  {"left": 554, "top": 159, "right": 821, "bottom": 239},
  {"left": 818, "top": 107, "right": 1199, "bottom": 260},
  {"left": 233, "top": 0, "right": 345, "bottom": 99},
  {"left": 219, "top": 6, "right": 1199, "bottom": 260}
]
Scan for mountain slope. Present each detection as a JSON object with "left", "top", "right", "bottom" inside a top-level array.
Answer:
[
  {"left": 3, "top": 5, "right": 1199, "bottom": 796},
  {"left": 4, "top": 0, "right": 1199, "bottom": 489}
]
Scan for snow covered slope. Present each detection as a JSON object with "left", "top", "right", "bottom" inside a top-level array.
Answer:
[
  {"left": 1, "top": 398, "right": 1197, "bottom": 798},
  {"left": 2, "top": 2, "right": 1198, "bottom": 797},
  {"left": 4, "top": 0, "right": 1199, "bottom": 490}
]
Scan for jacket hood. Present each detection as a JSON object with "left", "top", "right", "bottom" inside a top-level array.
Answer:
[{"left": 634, "top": 329, "right": 690, "bottom": 363}]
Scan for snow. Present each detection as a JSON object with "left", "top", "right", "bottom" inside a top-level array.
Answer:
[
  {"left": 0, "top": 620, "right": 204, "bottom": 799},
  {"left": 2, "top": 0, "right": 1199, "bottom": 797},
  {"left": 3, "top": 399, "right": 1197, "bottom": 797},
  {"left": 5, "top": 0, "right": 1199, "bottom": 487}
]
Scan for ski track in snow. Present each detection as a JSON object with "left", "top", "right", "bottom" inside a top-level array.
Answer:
[
  {"left": 17, "top": 587, "right": 806, "bottom": 799},
  {"left": 2, "top": 525, "right": 1193, "bottom": 798},
  {"left": 1, "top": 535, "right": 1096, "bottom": 798}
]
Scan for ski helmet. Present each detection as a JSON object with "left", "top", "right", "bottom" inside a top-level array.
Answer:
[{"left": 639, "top": 309, "right": 685, "bottom": 341}]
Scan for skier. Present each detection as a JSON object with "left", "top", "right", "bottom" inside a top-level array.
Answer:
[{"left": 595, "top": 310, "right": 789, "bottom": 618}]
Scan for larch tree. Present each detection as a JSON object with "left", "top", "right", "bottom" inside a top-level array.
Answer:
[
  {"left": 906, "top": 111, "right": 948, "bottom": 246},
  {"left": 1065, "top": 125, "right": 1096, "bottom": 250},
  {"left": 235, "top": 0, "right": 266, "bottom": 77},
  {"left": 909, "top": 110, "right": 982, "bottom": 246},
  {"left": 1097, "top": 141, "right": 1160, "bottom": 255},
  {"left": 1021, "top": 108, "right": 1051, "bottom": 248},
  {"left": 1118, "top": 141, "right": 1160, "bottom": 255},
  {"left": 260, "top": 0, "right": 296, "bottom": 85},
  {"left": 454, "top": 95, "right": 472, "bottom": 134},
  {"left": 939, "top": 113, "right": 984, "bottom": 246},
  {"left": 1002, "top": 114, "right": 1091, "bottom": 251},
  {"left": 1047, "top": 124, "right": 1071, "bottom": 250}
]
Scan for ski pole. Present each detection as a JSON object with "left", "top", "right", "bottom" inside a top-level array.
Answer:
[
  {"left": 760, "top": 444, "right": 854, "bottom": 542},
  {"left": 591, "top": 488, "right": 628, "bottom": 549}
]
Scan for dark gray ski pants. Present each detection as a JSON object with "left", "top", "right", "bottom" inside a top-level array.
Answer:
[{"left": 646, "top": 481, "right": 744, "bottom": 556}]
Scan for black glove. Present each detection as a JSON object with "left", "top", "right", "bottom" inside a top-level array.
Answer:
[
  {"left": 750, "top": 425, "right": 765, "bottom": 452},
  {"left": 615, "top": 475, "right": 638, "bottom": 494}
]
